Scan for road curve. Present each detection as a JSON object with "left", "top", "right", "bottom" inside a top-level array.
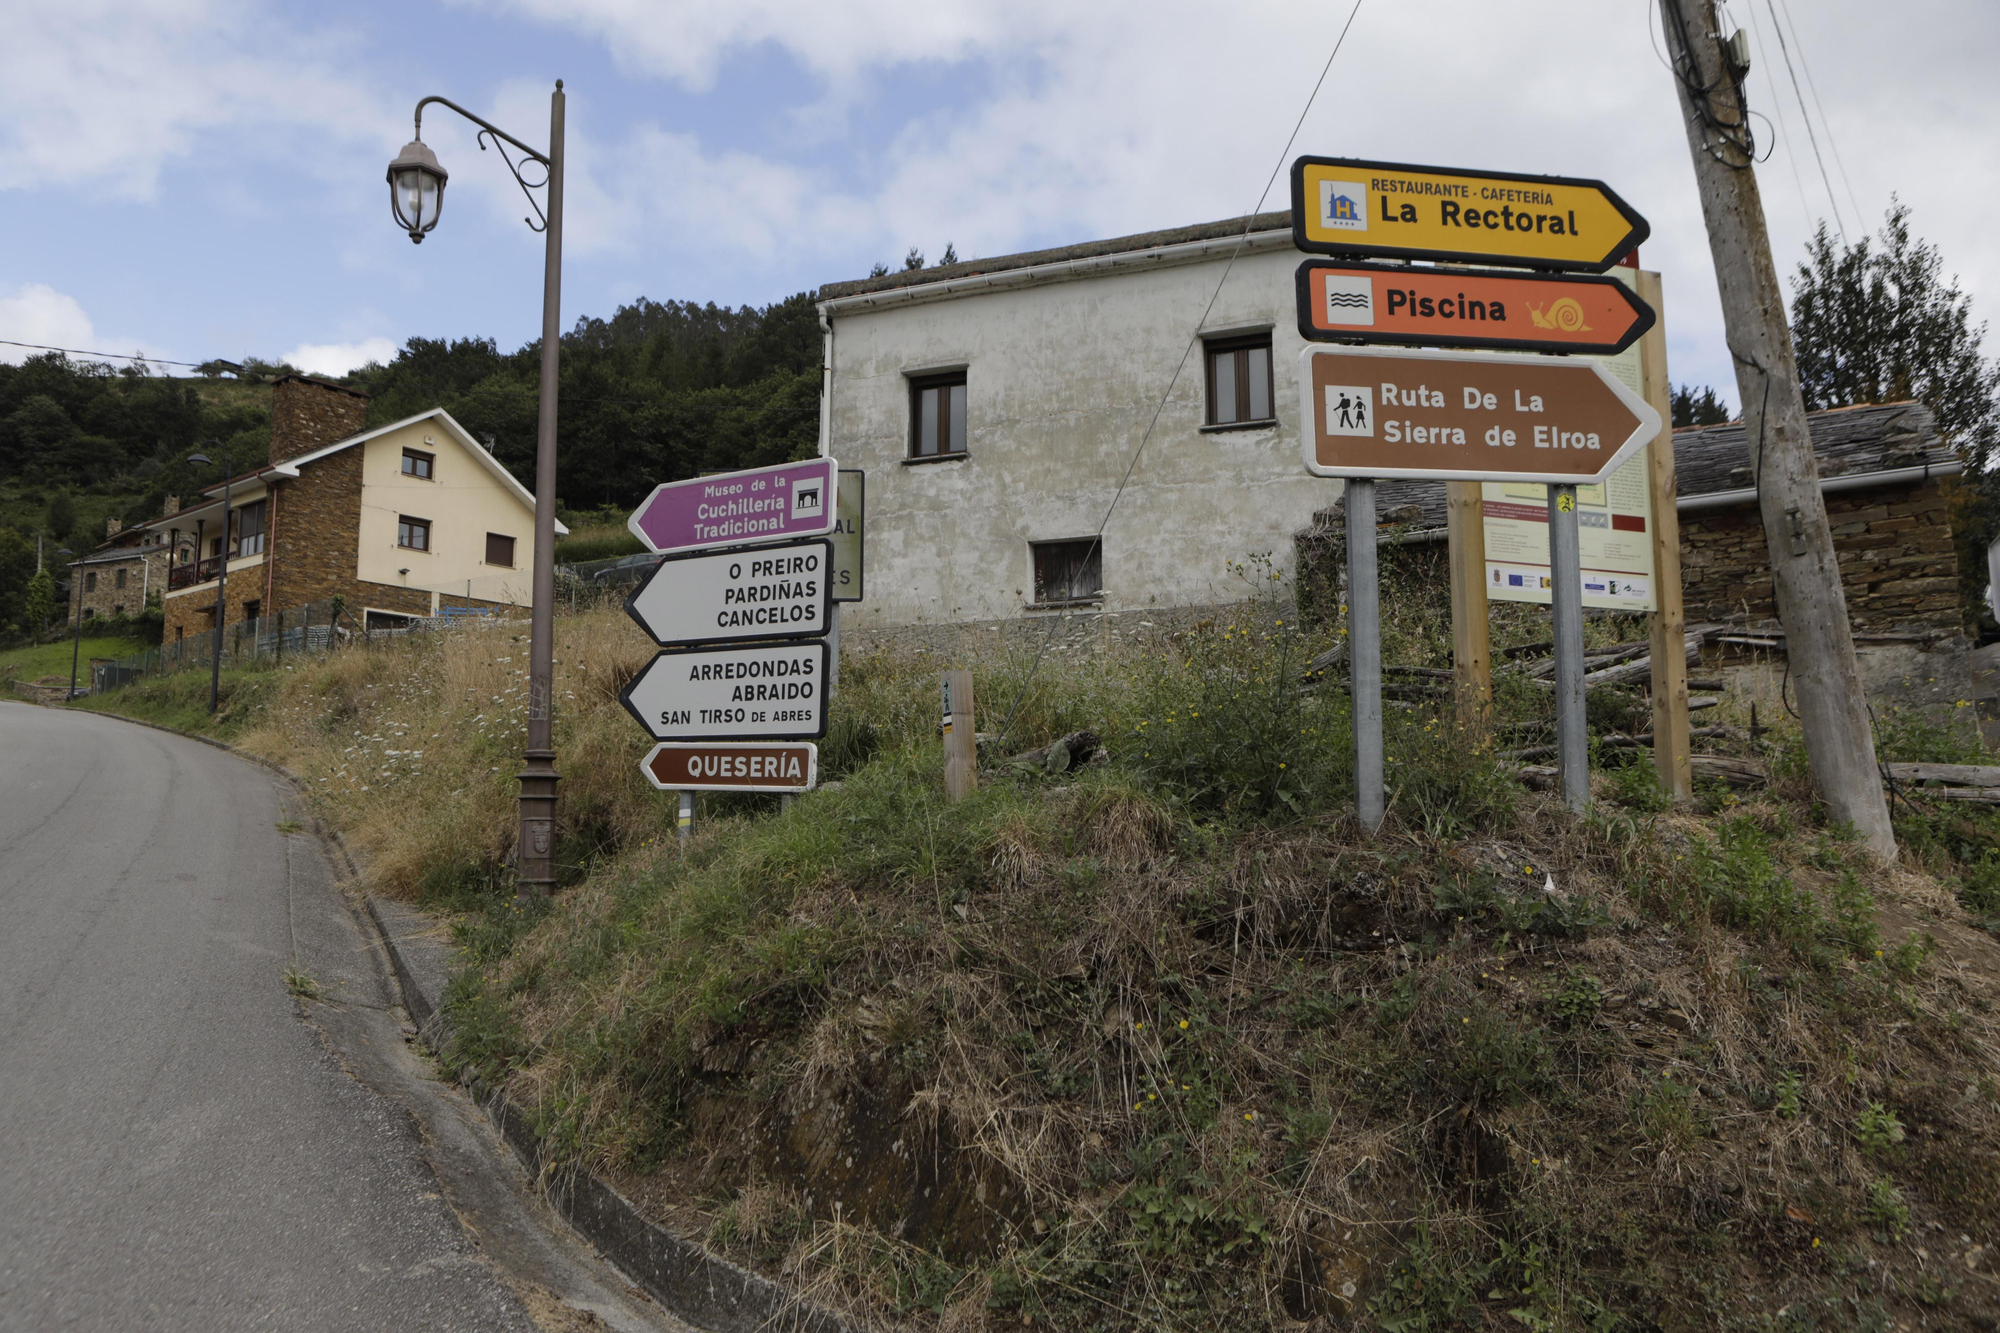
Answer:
[{"left": 0, "top": 703, "right": 535, "bottom": 1331}]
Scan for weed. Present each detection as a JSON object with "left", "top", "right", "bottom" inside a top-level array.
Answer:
[
  {"left": 1636, "top": 1072, "right": 1706, "bottom": 1149},
  {"left": 1608, "top": 759, "right": 1672, "bottom": 812},
  {"left": 1853, "top": 1102, "right": 1906, "bottom": 1153},
  {"left": 275, "top": 818, "right": 304, "bottom": 835},
  {"left": 1828, "top": 871, "right": 1879, "bottom": 957},
  {"left": 1883, "top": 933, "right": 1932, "bottom": 980},
  {"left": 1775, "top": 1070, "right": 1804, "bottom": 1120},
  {"left": 283, "top": 964, "right": 320, "bottom": 999},
  {"left": 1862, "top": 1178, "right": 1911, "bottom": 1240},
  {"left": 1368, "top": 1221, "right": 1489, "bottom": 1332},
  {"left": 1546, "top": 968, "right": 1604, "bottom": 1026}
]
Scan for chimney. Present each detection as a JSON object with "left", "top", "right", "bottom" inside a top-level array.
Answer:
[
  {"left": 107, "top": 517, "right": 121, "bottom": 538},
  {"left": 163, "top": 495, "right": 179, "bottom": 517},
  {"left": 269, "top": 373, "right": 370, "bottom": 467}
]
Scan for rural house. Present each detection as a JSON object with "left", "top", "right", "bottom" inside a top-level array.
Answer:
[
  {"left": 66, "top": 512, "right": 189, "bottom": 623},
  {"left": 135, "top": 373, "right": 559, "bottom": 641},
  {"left": 816, "top": 210, "right": 1336, "bottom": 627}
]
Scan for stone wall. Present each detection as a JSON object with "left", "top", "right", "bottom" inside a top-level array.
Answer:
[
  {"left": 1680, "top": 480, "right": 1961, "bottom": 634},
  {"left": 162, "top": 562, "right": 272, "bottom": 643},
  {"left": 269, "top": 446, "right": 365, "bottom": 612},
  {"left": 269, "top": 374, "right": 369, "bottom": 466}
]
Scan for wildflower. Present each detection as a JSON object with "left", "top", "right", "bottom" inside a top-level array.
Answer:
[
  {"left": 1178, "top": 1019, "right": 1189, "bottom": 1029},
  {"left": 1134, "top": 1021, "right": 1143, "bottom": 1031},
  {"left": 1147, "top": 1092, "right": 1157, "bottom": 1100}
]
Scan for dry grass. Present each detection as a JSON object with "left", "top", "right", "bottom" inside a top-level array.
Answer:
[{"left": 83, "top": 582, "right": 2000, "bottom": 1331}]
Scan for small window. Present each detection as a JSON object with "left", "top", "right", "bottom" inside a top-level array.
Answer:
[
  {"left": 485, "top": 533, "right": 516, "bottom": 567},
  {"left": 910, "top": 372, "right": 968, "bottom": 458},
  {"left": 1031, "top": 538, "right": 1103, "bottom": 606},
  {"left": 1205, "top": 334, "right": 1274, "bottom": 427},
  {"left": 402, "top": 449, "right": 435, "bottom": 479},
  {"left": 85, "top": 571, "right": 97, "bottom": 592},
  {"left": 244, "top": 600, "right": 261, "bottom": 624},
  {"left": 84, "top": 607, "right": 96, "bottom": 620},
  {"left": 398, "top": 516, "right": 431, "bottom": 551},
  {"left": 115, "top": 567, "right": 128, "bottom": 589},
  {"left": 235, "top": 499, "right": 267, "bottom": 557}
]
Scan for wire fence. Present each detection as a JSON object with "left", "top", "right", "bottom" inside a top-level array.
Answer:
[{"left": 86, "top": 596, "right": 515, "bottom": 695}]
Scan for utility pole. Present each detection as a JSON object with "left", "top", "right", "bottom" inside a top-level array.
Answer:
[{"left": 1658, "top": 0, "right": 1893, "bottom": 858}]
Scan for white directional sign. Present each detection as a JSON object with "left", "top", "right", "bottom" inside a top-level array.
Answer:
[
  {"left": 625, "top": 539, "right": 832, "bottom": 648},
  {"left": 619, "top": 640, "right": 831, "bottom": 742}
]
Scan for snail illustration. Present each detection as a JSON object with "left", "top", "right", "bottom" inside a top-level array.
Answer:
[{"left": 1528, "top": 298, "right": 1592, "bottom": 332}]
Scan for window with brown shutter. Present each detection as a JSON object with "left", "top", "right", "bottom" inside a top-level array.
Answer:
[
  {"left": 485, "top": 533, "right": 516, "bottom": 567},
  {"left": 1030, "top": 538, "right": 1103, "bottom": 606}
]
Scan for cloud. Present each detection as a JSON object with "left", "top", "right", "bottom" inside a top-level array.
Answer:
[
  {"left": 0, "top": 285, "right": 98, "bottom": 364},
  {"left": 284, "top": 337, "right": 400, "bottom": 376},
  {"left": 0, "top": 0, "right": 396, "bottom": 198}
]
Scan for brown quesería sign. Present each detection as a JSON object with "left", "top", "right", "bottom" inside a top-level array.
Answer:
[
  {"left": 641, "top": 741, "right": 818, "bottom": 793},
  {"left": 1295, "top": 260, "right": 1656, "bottom": 355},
  {"left": 1296, "top": 345, "right": 1660, "bottom": 485}
]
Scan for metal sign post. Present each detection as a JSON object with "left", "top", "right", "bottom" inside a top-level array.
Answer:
[
  {"left": 1548, "top": 485, "right": 1588, "bottom": 810},
  {"left": 1346, "top": 479, "right": 1385, "bottom": 832}
]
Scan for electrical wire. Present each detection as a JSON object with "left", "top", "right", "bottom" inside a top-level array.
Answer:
[
  {"left": 0, "top": 339, "right": 204, "bottom": 368},
  {"left": 988, "top": 0, "right": 1366, "bottom": 756},
  {"left": 1742, "top": 0, "right": 1817, "bottom": 229},
  {"left": 1762, "top": 0, "right": 1847, "bottom": 242},
  {"left": 1774, "top": 0, "right": 1869, "bottom": 230},
  {"left": 1659, "top": 0, "right": 1760, "bottom": 169}
]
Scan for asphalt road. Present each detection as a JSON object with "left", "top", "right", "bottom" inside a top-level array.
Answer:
[{"left": 0, "top": 704, "right": 540, "bottom": 1331}]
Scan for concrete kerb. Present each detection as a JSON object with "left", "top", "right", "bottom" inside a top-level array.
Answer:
[{"left": 52, "top": 699, "right": 862, "bottom": 1333}]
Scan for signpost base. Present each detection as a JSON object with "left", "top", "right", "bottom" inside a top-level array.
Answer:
[
  {"left": 677, "top": 790, "right": 693, "bottom": 855},
  {"left": 1346, "top": 479, "right": 1385, "bottom": 833},
  {"left": 515, "top": 749, "right": 560, "bottom": 902}
]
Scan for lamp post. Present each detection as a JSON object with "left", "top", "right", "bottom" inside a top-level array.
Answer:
[
  {"left": 389, "top": 83, "right": 565, "bottom": 899},
  {"left": 186, "top": 445, "right": 231, "bottom": 715},
  {"left": 59, "top": 547, "right": 79, "bottom": 699}
]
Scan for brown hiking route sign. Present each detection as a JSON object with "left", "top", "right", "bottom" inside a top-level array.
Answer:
[{"left": 1296, "top": 345, "right": 1661, "bottom": 485}]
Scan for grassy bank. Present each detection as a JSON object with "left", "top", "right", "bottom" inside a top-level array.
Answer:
[
  {"left": 3, "top": 634, "right": 153, "bottom": 686},
  {"left": 73, "top": 578, "right": 2000, "bottom": 1332}
]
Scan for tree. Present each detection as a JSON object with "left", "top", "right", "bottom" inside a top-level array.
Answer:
[
  {"left": 23, "top": 566, "right": 55, "bottom": 634},
  {"left": 902, "top": 247, "right": 925, "bottom": 271},
  {"left": 45, "top": 491, "right": 73, "bottom": 540},
  {"left": 1790, "top": 201, "right": 2000, "bottom": 470},
  {"left": 939, "top": 242, "right": 959, "bottom": 266},
  {"left": 0, "top": 528, "right": 31, "bottom": 633},
  {"left": 1671, "top": 384, "right": 1731, "bottom": 427}
]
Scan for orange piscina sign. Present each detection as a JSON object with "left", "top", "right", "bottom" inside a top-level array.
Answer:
[
  {"left": 1296, "top": 345, "right": 1661, "bottom": 485},
  {"left": 1291, "top": 157, "right": 1649, "bottom": 272},
  {"left": 1295, "top": 260, "right": 1655, "bottom": 355},
  {"left": 641, "top": 742, "right": 818, "bottom": 793}
]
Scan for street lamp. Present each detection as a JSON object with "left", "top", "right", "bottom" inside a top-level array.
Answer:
[
  {"left": 187, "top": 446, "right": 231, "bottom": 715},
  {"left": 58, "top": 547, "right": 79, "bottom": 699},
  {"left": 390, "top": 83, "right": 566, "bottom": 899}
]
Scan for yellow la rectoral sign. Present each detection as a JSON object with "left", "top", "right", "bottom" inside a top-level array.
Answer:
[{"left": 1291, "top": 157, "right": 1649, "bottom": 273}]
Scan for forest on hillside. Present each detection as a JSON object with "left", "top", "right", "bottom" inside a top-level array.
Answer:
[{"left": 0, "top": 292, "right": 824, "bottom": 635}]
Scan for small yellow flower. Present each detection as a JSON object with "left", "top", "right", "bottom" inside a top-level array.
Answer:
[
  {"left": 1134, "top": 1021, "right": 1144, "bottom": 1030},
  {"left": 1812, "top": 1237, "right": 1821, "bottom": 1248},
  {"left": 1178, "top": 1019, "right": 1189, "bottom": 1029},
  {"left": 1148, "top": 1092, "right": 1157, "bottom": 1100}
]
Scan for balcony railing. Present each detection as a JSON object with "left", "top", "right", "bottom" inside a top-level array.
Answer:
[{"left": 167, "top": 555, "right": 225, "bottom": 591}]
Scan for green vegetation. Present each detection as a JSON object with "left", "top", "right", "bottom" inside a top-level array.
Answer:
[
  {"left": 76, "top": 562, "right": 2000, "bottom": 1333},
  {"left": 68, "top": 657, "right": 281, "bottom": 741},
  {"left": 0, "top": 634, "right": 153, "bottom": 685}
]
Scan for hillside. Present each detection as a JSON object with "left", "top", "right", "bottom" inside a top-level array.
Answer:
[{"left": 73, "top": 571, "right": 2000, "bottom": 1332}]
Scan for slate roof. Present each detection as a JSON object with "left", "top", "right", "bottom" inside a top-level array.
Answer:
[
  {"left": 1300, "top": 400, "right": 1955, "bottom": 539},
  {"left": 818, "top": 210, "right": 1292, "bottom": 301}
]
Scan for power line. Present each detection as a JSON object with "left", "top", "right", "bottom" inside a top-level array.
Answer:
[
  {"left": 990, "top": 0, "right": 1367, "bottom": 754},
  {"left": 1743, "top": 0, "right": 1815, "bottom": 227},
  {"left": 0, "top": 339, "right": 205, "bottom": 368},
  {"left": 1774, "top": 0, "right": 1869, "bottom": 230},
  {"left": 1763, "top": 0, "right": 1847, "bottom": 241}
]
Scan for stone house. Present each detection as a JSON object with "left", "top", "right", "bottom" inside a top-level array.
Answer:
[
  {"left": 66, "top": 513, "right": 187, "bottom": 623},
  {"left": 1293, "top": 400, "right": 1965, "bottom": 638},
  {"left": 133, "top": 374, "right": 560, "bottom": 642},
  {"left": 817, "top": 210, "right": 1338, "bottom": 628}
]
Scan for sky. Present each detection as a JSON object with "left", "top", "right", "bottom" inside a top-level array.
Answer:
[{"left": 2, "top": 0, "right": 1995, "bottom": 409}]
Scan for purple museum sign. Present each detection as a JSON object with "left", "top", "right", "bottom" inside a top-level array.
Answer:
[{"left": 627, "top": 458, "right": 839, "bottom": 556}]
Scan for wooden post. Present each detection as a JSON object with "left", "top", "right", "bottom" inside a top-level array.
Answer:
[
  {"left": 1660, "top": 0, "right": 1893, "bottom": 858},
  {"left": 942, "top": 668, "right": 977, "bottom": 802},
  {"left": 1635, "top": 269, "right": 1692, "bottom": 798},
  {"left": 1445, "top": 480, "right": 1491, "bottom": 737}
]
